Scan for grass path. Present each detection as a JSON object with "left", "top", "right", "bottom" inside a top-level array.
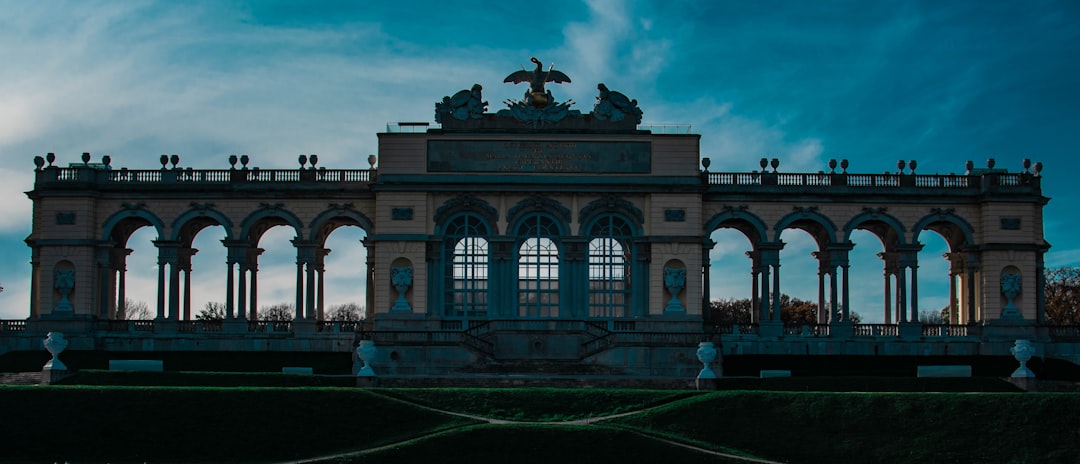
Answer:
[{"left": 278, "top": 391, "right": 782, "bottom": 464}]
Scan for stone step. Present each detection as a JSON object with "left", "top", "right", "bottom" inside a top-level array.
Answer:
[{"left": 0, "top": 372, "right": 43, "bottom": 385}]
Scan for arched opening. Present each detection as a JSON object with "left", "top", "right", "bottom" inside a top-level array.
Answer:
[
  {"left": 320, "top": 226, "right": 368, "bottom": 321},
  {"left": 706, "top": 227, "right": 755, "bottom": 324},
  {"left": 848, "top": 229, "right": 886, "bottom": 323},
  {"left": 516, "top": 214, "right": 560, "bottom": 318},
  {"left": 587, "top": 215, "right": 632, "bottom": 319}
]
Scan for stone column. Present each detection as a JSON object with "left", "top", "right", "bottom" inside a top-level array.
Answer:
[
  {"left": 746, "top": 250, "right": 761, "bottom": 323},
  {"left": 178, "top": 248, "right": 197, "bottom": 320},
  {"left": 946, "top": 252, "right": 965, "bottom": 324},
  {"left": 965, "top": 252, "right": 981, "bottom": 323},
  {"left": 757, "top": 244, "right": 783, "bottom": 321},
  {"left": 223, "top": 240, "right": 247, "bottom": 320},
  {"left": 246, "top": 247, "right": 263, "bottom": 320},
  {"left": 701, "top": 239, "right": 714, "bottom": 323},
  {"left": 153, "top": 240, "right": 181, "bottom": 320},
  {"left": 316, "top": 248, "right": 330, "bottom": 321},
  {"left": 111, "top": 247, "right": 132, "bottom": 319},
  {"left": 293, "top": 239, "right": 318, "bottom": 319},
  {"left": 813, "top": 250, "right": 828, "bottom": 323},
  {"left": 898, "top": 244, "right": 924, "bottom": 323},
  {"left": 827, "top": 242, "right": 852, "bottom": 322}
]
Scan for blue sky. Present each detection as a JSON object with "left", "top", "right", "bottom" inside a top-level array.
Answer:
[{"left": 1, "top": 0, "right": 1078, "bottom": 321}]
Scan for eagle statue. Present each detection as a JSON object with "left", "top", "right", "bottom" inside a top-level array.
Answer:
[{"left": 504, "top": 57, "right": 571, "bottom": 108}]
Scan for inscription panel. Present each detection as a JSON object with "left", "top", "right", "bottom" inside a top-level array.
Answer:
[{"left": 427, "top": 140, "right": 651, "bottom": 173}]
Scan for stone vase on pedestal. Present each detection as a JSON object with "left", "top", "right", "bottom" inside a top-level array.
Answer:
[
  {"left": 390, "top": 267, "right": 413, "bottom": 312},
  {"left": 696, "top": 341, "right": 718, "bottom": 379},
  {"left": 664, "top": 267, "right": 686, "bottom": 313},
  {"left": 356, "top": 340, "right": 377, "bottom": 377},
  {"left": 43, "top": 332, "right": 68, "bottom": 371},
  {"left": 1010, "top": 339, "right": 1035, "bottom": 378}
]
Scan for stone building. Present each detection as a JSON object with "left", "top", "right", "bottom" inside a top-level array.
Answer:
[{"left": 4, "top": 63, "right": 1077, "bottom": 379}]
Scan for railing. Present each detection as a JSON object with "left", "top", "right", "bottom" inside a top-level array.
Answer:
[
  {"left": 921, "top": 325, "right": 972, "bottom": 337},
  {"left": 853, "top": 324, "right": 899, "bottom": 337},
  {"left": 638, "top": 123, "right": 692, "bottom": 134},
  {"left": 247, "top": 321, "right": 293, "bottom": 333},
  {"left": 705, "top": 170, "right": 1040, "bottom": 195},
  {"left": 0, "top": 320, "right": 27, "bottom": 332},
  {"left": 370, "top": 331, "right": 461, "bottom": 344},
  {"left": 784, "top": 324, "right": 830, "bottom": 337},
  {"left": 36, "top": 166, "right": 376, "bottom": 188},
  {"left": 1049, "top": 326, "right": 1080, "bottom": 339}
]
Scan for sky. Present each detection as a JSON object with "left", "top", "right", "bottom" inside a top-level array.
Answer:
[{"left": 1, "top": 0, "right": 1078, "bottom": 322}]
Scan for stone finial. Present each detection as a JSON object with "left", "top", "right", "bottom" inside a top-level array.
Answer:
[
  {"left": 1010, "top": 339, "right": 1035, "bottom": 378},
  {"left": 43, "top": 332, "right": 68, "bottom": 371},
  {"left": 355, "top": 340, "right": 377, "bottom": 377},
  {"left": 696, "top": 342, "right": 718, "bottom": 379}
]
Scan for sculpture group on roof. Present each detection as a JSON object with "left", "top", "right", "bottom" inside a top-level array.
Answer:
[{"left": 435, "top": 57, "right": 643, "bottom": 130}]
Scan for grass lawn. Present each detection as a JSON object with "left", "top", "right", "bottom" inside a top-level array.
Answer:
[{"left": 1, "top": 383, "right": 1076, "bottom": 463}]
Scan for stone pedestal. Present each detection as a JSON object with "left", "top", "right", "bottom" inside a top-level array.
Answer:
[
  {"left": 355, "top": 376, "right": 379, "bottom": 388},
  {"left": 293, "top": 319, "right": 317, "bottom": 334},
  {"left": 898, "top": 321, "right": 923, "bottom": 339},
  {"left": 758, "top": 321, "right": 783, "bottom": 338},
  {"left": 41, "top": 368, "right": 74, "bottom": 385}
]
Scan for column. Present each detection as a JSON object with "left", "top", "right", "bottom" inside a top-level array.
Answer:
[
  {"left": 965, "top": 252, "right": 980, "bottom": 323},
  {"left": 153, "top": 240, "right": 180, "bottom": 320},
  {"left": 293, "top": 239, "right": 317, "bottom": 319},
  {"left": 813, "top": 250, "right": 828, "bottom": 323},
  {"left": 246, "top": 247, "right": 263, "bottom": 320},
  {"left": 945, "top": 252, "right": 964, "bottom": 324},
  {"left": 112, "top": 248, "right": 132, "bottom": 319},
  {"left": 223, "top": 240, "right": 247, "bottom": 320},
  {"left": 178, "top": 248, "right": 198, "bottom": 320},
  {"left": 701, "top": 239, "right": 714, "bottom": 323},
  {"left": 879, "top": 251, "right": 898, "bottom": 324},
  {"left": 758, "top": 244, "right": 783, "bottom": 322},
  {"left": 316, "top": 248, "right": 330, "bottom": 321},
  {"left": 827, "top": 242, "right": 852, "bottom": 322},
  {"left": 746, "top": 250, "right": 761, "bottom": 323},
  {"left": 898, "top": 244, "right": 923, "bottom": 323},
  {"left": 365, "top": 238, "right": 376, "bottom": 320}
]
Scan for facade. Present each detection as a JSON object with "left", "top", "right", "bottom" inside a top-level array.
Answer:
[{"left": 4, "top": 65, "right": 1078, "bottom": 378}]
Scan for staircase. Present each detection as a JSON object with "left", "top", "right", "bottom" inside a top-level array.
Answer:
[{"left": 0, "top": 372, "right": 43, "bottom": 385}]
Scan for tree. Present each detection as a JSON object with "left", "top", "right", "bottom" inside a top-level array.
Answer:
[
  {"left": 1045, "top": 266, "right": 1080, "bottom": 325},
  {"left": 197, "top": 302, "right": 225, "bottom": 321},
  {"left": 326, "top": 303, "right": 364, "bottom": 321},
  {"left": 260, "top": 303, "right": 294, "bottom": 321},
  {"left": 919, "top": 308, "right": 946, "bottom": 324},
  {"left": 708, "top": 298, "right": 752, "bottom": 325},
  {"left": 708, "top": 294, "right": 819, "bottom": 325},
  {"left": 117, "top": 298, "right": 152, "bottom": 320}
]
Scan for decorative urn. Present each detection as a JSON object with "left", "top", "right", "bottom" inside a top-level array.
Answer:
[
  {"left": 43, "top": 332, "right": 68, "bottom": 371},
  {"left": 356, "top": 340, "right": 377, "bottom": 377},
  {"left": 696, "top": 341, "right": 718, "bottom": 379}
]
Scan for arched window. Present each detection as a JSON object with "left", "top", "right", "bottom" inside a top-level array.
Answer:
[
  {"left": 517, "top": 214, "right": 560, "bottom": 318},
  {"left": 588, "top": 215, "right": 632, "bottom": 318},
  {"left": 444, "top": 214, "right": 489, "bottom": 317}
]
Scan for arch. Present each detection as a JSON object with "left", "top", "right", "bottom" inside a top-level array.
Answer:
[
  {"left": 510, "top": 210, "right": 570, "bottom": 238},
  {"left": 239, "top": 206, "right": 304, "bottom": 243},
  {"left": 579, "top": 196, "right": 644, "bottom": 234},
  {"left": 842, "top": 209, "right": 907, "bottom": 249},
  {"left": 101, "top": 208, "right": 166, "bottom": 243},
  {"left": 434, "top": 194, "right": 499, "bottom": 234},
  {"left": 170, "top": 206, "right": 235, "bottom": 243},
  {"left": 507, "top": 196, "right": 571, "bottom": 234},
  {"left": 308, "top": 207, "right": 374, "bottom": 243},
  {"left": 705, "top": 209, "right": 768, "bottom": 244},
  {"left": 912, "top": 210, "right": 975, "bottom": 251},
  {"left": 774, "top": 207, "right": 839, "bottom": 246}
]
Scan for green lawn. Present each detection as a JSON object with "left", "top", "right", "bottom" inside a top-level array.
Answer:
[{"left": 1, "top": 384, "right": 1076, "bottom": 464}]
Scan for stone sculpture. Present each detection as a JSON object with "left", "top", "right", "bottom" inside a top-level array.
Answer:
[
  {"left": 391, "top": 266, "right": 413, "bottom": 311},
  {"left": 696, "top": 341, "right": 718, "bottom": 379},
  {"left": 594, "top": 83, "right": 643, "bottom": 124},
  {"left": 54, "top": 269, "right": 75, "bottom": 312},
  {"left": 1010, "top": 339, "right": 1035, "bottom": 378},
  {"left": 43, "top": 332, "right": 68, "bottom": 370},
  {"left": 356, "top": 340, "right": 377, "bottom": 377},
  {"left": 664, "top": 267, "right": 686, "bottom": 312}
]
